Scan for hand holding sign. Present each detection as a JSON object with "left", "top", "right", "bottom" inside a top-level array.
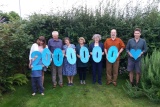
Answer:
[{"left": 130, "top": 49, "right": 142, "bottom": 60}]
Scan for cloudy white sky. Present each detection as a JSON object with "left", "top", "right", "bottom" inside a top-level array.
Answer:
[{"left": 0, "top": 0, "right": 158, "bottom": 18}]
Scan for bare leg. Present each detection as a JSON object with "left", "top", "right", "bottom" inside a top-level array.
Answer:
[
  {"left": 129, "top": 71, "right": 133, "bottom": 83},
  {"left": 67, "top": 76, "right": 71, "bottom": 83},
  {"left": 136, "top": 73, "right": 140, "bottom": 84},
  {"left": 71, "top": 76, "right": 74, "bottom": 83}
]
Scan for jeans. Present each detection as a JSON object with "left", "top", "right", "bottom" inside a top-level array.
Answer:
[{"left": 31, "top": 77, "right": 44, "bottom": 93}]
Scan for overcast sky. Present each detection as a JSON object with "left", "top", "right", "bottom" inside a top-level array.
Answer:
[{"left": 0, "top": 0, "right": 159, "bottom": 18}]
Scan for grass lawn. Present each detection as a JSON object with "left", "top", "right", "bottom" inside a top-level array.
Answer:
[{"left": 0, "top": 72, "right": 159, "bottom": 107}]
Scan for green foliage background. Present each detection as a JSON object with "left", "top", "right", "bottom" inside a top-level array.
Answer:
[{"left": 0, "top": 0, "right": 160, "bottom": 102}]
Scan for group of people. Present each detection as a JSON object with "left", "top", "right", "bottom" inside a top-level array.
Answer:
[{"left": 29, "top": 28, "right": 147, "bottom": 96}]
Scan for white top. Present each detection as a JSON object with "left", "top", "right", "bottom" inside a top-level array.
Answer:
[
  {"left": 29, "top": 43, "right": 39, "bottom": 60},
  {"left": 29, "top": 44, "right": 48, "bottom": 60}
]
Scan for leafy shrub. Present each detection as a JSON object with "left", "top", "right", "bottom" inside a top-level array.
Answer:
[{"left": 124, "top": 49, "right": 160, "bottom": 103}]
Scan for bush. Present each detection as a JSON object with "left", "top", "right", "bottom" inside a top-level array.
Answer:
[{"left": 124, "top": 49, "right": 160, "bottom": 103}]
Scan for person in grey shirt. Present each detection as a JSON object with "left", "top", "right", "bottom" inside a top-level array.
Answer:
[
  {"left": 48, "top": 31, "right": 63, "bottom": 88},
  {"left": 126, "top": 28, "right": 147, "bottom": 86}
]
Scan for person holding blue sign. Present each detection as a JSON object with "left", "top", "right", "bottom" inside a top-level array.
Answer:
[
  {"left": 48, "top": 31, "right": 63, "bottom": 88},
  {"left": 104, "top": 29, "right": 125, "bottom": 86},
  {"left": 38, "top": 36, "right": 48, "bottom": 87},
  {"left": 29, "top": 38, "right": 44, "bottom": 96},
  {"left": 89, "top": 34, "right": 104, "bottom": 85},
  {"left": 126, "top": 28, "right": 147, "bottom": 86},
  {"left": 76, "top": 37, "right": 89, "bottom": 84},
  {"left": 63, "top": 37, "right": 77, "bottom": 86}
]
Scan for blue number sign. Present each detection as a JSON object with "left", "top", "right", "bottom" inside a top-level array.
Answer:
[
  {"left": 31, "top": 51, "right": 43, "bottom": 70},
  {"left": 42, "top": 48, "right": 51, "bottom": 66},
  {"left": 92, "top": 46, "right": 102, "bottom": 63},
  {"left": 66, "top": 48, "right": 76, "bottom": 64},
  {"left": 80, "top": 46, "right": 89, "bottom": 63},
  {"left": 107, "top": 46, "right": 118, "bottom": 63},
  {"left": 53, "top": 48, "right": 64, "bottom": 66}
]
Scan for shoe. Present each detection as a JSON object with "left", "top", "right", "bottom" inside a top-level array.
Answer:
[
  {"left": 59, "top": 84, "right": 63, "bottom": 87},
  {"left": 112, "top": 82, "right": 117, "bottom": 86},
  {"left": 98, "top": 82, "right": 102, "bottom": 85},
  {"left": 70, "top": 83, "right": 73, "bottom": 86},
  {"left": 130, "top": 82, "right": 134, "bottom": 87},
  {"left": 32, "top": 93, "right": 36, "bottom": 96},
  {"left": 67, "top": 83, "right": 71, "bottom": 86},
  {"left": 92, "top": 82, "right": 96, "bottom": 84},
  {"left": 41, "top": 93, "right": 44, "bottom": 96},
  {"left": 83, "top": 80, "right": 86, "bottom": 84},
  {"left": 53, "top": 85, "right": 56, "bottom": 88},
  {"left": 80, "top": 80, "right": 83, "bottom": 84},
  {"left": 106, "top": 81, "right": 112, "bottom": 85}
]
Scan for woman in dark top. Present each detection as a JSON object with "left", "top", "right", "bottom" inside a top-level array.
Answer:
[
  {"left": 89, "top": 34, "right": 104, "bottom": 85},
  {"left": 76, "top": 37, "right": 88, "bottom": 84}
]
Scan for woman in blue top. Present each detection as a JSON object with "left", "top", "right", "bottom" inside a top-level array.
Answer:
[
  {"left": 63, "top": 37, "right": 77, "bottom": 86},
  {"left": 89, "top": 34, "right": 104, "bottom": 85}
]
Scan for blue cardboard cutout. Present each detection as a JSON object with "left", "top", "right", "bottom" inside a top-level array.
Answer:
[
  {"left": 42, "top": 48, "right": 51, "bottom": 66},
  {"left": 53, "top": 48, "right": 64, "bottom": 66},
  {"left": 92, "top": 46, "right": 102, "bottom": 63},
  {"left": 80, "top": 46, "right": 89, "bottom": 63},
  {"left": 107, "top": 46, "right": 118, "bottom": 63},
  {"left": 31, "top": 51, "right": 42, "bottom": 70},
  {"left": 66, "top": 48, "right": 76, "bottom": 64},
  {"left": 130, "top": 49, "right": 142, "bottom": 60}
]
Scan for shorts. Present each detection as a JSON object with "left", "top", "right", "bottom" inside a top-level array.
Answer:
[{"left": 127, "top": 57, "right": 141, "bottom": 73}]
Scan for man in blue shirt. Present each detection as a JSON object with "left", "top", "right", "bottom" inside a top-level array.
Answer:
[
  {"left": 126, "top": 28, "right": 147, "bottom": 86},
  {"left": 48, "top": 31, "right": 63, "bottom": 88}
]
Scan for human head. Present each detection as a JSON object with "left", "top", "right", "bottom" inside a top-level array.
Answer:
[
  {"left": 52, "top": 31, "right": 59, "bottom": 39},
  {"left": 64, "top": 37, "right": 70, "bottom": 45},
  {"left": 110, "top": 29, "right": 117, "bottom": 40},
  {"left": 38, "top": 36, "right": 46, "bottom": 48},
  {"left": 92, "top": 34, "right": 101, "bottom": 43},
  {"left": 134, "top": 28, "right": 141, "bottom": 39},
  {"left": 78, "top": 37, "right": 85, "bottom": 44}
]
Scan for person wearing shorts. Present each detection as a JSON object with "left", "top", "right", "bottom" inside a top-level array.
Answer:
[{"left": 126, "top": 28, "right": 147, "bottom": 86}]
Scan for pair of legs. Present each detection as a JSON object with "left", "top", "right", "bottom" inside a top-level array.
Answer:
[
  {"left": 92, "top": 61, "right": 102, "bottom": 84},
  {"left": 127, "top": 57, "right": 141, "bottom": 85},
  {"left": 41, "top": 67, "right": 47, "bottom": 86},
  {"left": 67, "top": 76, "right": 74, "bottom": 84},
  {"left": 106, "top": 60, "right": 119, "bottom": 85},
  {"left": 129, "top": 72, "right": 140, "bottom": 84},
  {"left": 78, "top": 67, "right": 87, "bottom": 81},
  {"left": 31, "top": 77, "right": 44, "bottom": 94},
  {"left": 51, "top": 62, "right": 63, "bottom": 86}
]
